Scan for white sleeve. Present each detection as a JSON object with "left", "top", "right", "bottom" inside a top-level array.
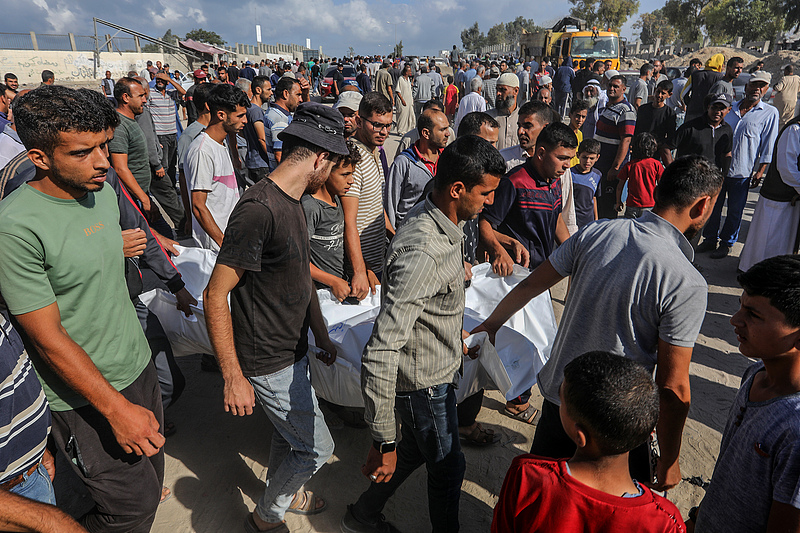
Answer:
[
  {"left": 777, "top": 125, "right": 800, "bottom": 194},
  {"left": 185, "top": 144, "right": 215, "bottom": 192}
]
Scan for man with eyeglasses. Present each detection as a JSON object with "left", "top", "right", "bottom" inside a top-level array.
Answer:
[
  {"left": 341, "top": 92, "right": 393, "bottom": 300},
  {"left": 594, "top": 74, "right": 636, "bottom": 219}
]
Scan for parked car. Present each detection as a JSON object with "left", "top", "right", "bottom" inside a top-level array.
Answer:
[
  {"left": 664, "top": 66, "right": 683, "bottom": 80},
  {"left": 320, "top": 66, "right": 357, "bottom": 101}
]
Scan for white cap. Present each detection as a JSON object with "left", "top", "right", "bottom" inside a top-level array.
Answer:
[
  {"left": 540, "top": 75, "right": 552, "bottom": 85},
  {"left": 334, "top": 91, "right": 363, "bottom": 112},
  {"left": 604, "top": 69, "right": 619, "bottom": 79},
  {"left": 497, "top": 72, "right": 519, "bottom": 88}
]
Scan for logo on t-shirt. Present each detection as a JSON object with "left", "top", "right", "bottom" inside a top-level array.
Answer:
[{"left": 83, "top": 222, "right": 105, "bottom": 236}]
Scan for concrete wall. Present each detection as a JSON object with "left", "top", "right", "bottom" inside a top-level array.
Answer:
[{"left": 0, "top": 49, "right": 172, "bottom": 86}]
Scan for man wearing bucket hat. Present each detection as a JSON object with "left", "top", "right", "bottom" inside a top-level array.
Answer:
[
  {"left": 205, "top": 102, "right": 349, "bottom": 533},
  {"left": 488, "top": 72, "right": 521, "bottom": 150}
]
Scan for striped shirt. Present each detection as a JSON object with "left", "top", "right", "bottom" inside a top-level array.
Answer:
[
  {"left": 147, "top": 89, "right": 179, "bottom": 135},
  {"left": 0, "top": 313, "right": 51, "bottom": 483},
  {"left": 343, "top": 139, "right": 387, "bottom": 273},
  {"left": 594, "top": 98, "right": 636, "bottom": 147},
  {"left": 361, "top": 197, "right": 465, "bottom": 442}
]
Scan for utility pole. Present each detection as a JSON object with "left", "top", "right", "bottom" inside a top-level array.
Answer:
[{"left": 386, "top": 20, "right": 406, "bottom": 50}]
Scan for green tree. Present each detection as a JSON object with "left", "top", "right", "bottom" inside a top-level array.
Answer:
[
  {"left": 505, "top": 17, "right": 542, "bottom": 46},
  {"left": 662, "top": 0, "right": 716, "bottom": 42},
  {"left": 142, "top": 28, "right": 177, "bottom": 52},
  {"left": 184, "top": 28, "right": 225, "bottom": 46},
  {"left": 568, "top": 0, "right": 640, "bottom": 33},
  {"left": 633, "top": 9, "right": 677, "bottom": 43},
  {"left": 486, "top": 23, "right": 508, "bottom": 46},
  {"left": 704, "top": 0, "right": 784, "bottom": 43},
  {"left": 460, "top": 22, "right": 486, "bottom": 51}
]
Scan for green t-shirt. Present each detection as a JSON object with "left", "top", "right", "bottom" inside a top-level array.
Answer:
[
  {"left": 0, "top": 184, "right": 150, "bottom": 411},
  {"left": 108, "top": 112, "right": 151, "bottom": 193}
]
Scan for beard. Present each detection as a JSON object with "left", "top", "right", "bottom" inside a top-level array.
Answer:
[
  {"left": 495, "top": 94, "right": 515, "bottom": 112},
  {"left": 583, "top": 96, "right": 599, "bottom": 109},
  {"left": 51, "top": 162, "right": 105, "bottom": 193},
  {"left": 304, "top": 165, "right": 332, "bottom": 194},
  {"left": 683, "top": 222, "right": 702, "bottom": 242}
]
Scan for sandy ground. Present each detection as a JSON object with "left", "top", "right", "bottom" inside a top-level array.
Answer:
[{"left": 52, "top": 132, "right": 759, "bottom": 532}]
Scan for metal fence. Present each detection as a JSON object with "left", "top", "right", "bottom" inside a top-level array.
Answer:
[
  {"left": 74, "top": 35, "right": 97, "bottom": 51},
  {"left": 0, "top": 33, "right": 34, "bottom": 50},
  {"left": 110, "top": 36, "right": 137, "bottom": 52},
  {"left": 35, "top": 33, "right": 72, "bottom": 50}
]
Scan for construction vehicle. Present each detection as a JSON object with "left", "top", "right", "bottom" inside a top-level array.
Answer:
[{"left": 520, "top": 17, "right": 620, "bottom": 70}]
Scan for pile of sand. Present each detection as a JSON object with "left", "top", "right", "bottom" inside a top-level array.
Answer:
[
  {"left": 758, "top": 50, "right": 800, "bottom": 82},
  {"left": 666, "top": 46, "right": 762, "bottom": 68}
]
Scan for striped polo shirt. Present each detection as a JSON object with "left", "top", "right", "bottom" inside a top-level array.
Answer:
[
  {"left": 594, "top": 98, "right": 636, "bottom": 147},
  {"left": 482, "top": 159, "right": 563, "bottom": 270},
  {"left": 147, "top": 89, "right": 179, "bottom": 135},
  {"left": 343, "top": 139, "right": 387, "bottom": 273},
  {"left": 0, "top": 313, "right": 51, "bottom": 483}
]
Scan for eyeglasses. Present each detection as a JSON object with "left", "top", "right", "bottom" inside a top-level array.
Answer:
[{"left": 364, "top": 118, "right": 392, "bottom": 132}]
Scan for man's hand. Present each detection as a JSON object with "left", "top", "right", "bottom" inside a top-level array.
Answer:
[
  {"left": 507, "top": 239, "right": 530, "bottom": 269},
  {"left": 362, "top": 446, "right": 397, "bottom": 483},
  {"left": 329, "top": 278, "right": 351, "bottom": 302},
  {"left": 649, "top": 457, "right": 681, "bottom": 492},
  {"left": 350, "top": 271, "right": 370, "bottom": 300},
  {"left": 750, "top": 171, "right": 764, "bottom": 189},
  {"left": 464, "top": 261, "right": 473, "bottom": 282},
  {"left": 223, "top": 373, "right": 256, "bottom": 416},
  {"left": 121, "top": 228, "right": 147, "bottom": 258},
  {"left": 156, "top": 72, "right": 171, "bottom": 83},
  {"left": 462, "top": 329, "right": 479, "bottom": 359},
  {"left": 107, "top": 401, "right": 165, "bottom": 457},
  {"left": 157, "top": 235, "right": 180, "bottom": 256},
  {"left": 175, "top": 287, "right": 196, "bottom": 317},
  {"left": 41, "top": 448, "right": 56, "bottom": 481},
  {"left": 607, "top": 167, "right": 620, "bottom": 182},
  {"left": 615, "top": 202, "right": 624, "bottom": 213},
  {"left": 490, "top": 247, "right": 516, "bottom": 277},
  {"left": 315, "top": 336, "right": 338, "bottom": 366},
  {"left": 366, "top": 270, "right": 380, "bottom": 293},
  {"left": 155, "top": 167, "right": 166, "bottom": 178},
  {"left": 140, "top": 196, "right": 154, "bottom": 221},
  {"left": 470, "top": 322, "right": 497, "bottom": 345}
]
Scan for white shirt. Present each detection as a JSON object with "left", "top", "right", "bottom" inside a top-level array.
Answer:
[{"left": 453, "top": 91, "right": 487, "bottom": 133}]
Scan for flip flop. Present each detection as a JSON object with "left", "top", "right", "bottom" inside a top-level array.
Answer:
[
  {"left": 285, "top": 490, "right": 327, "bottom": 515},
  {"left": 459, "top": 424, "right": 498, "bottom": 447},
  {"left": 503, "top": 405, "right": 541, "bottom": 425},
  {"left": 244, "top": 515, "right": 289, "bottom": 533},
  {"left": 159, "top": 486, "right": 172, "bottom": 504}
]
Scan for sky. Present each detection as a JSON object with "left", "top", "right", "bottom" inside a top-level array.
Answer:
[{"left": 4, "top": 0, "right": 666, "bottom": 58}]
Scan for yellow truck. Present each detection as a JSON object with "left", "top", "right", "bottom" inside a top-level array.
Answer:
[{"left": 520, "top": 17, "right": 621, "bottom": 70}]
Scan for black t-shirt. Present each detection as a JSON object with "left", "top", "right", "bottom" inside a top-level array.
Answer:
[
  {"left": 634, "top": 103, "right": 677, "bottom": 152},
  {"left": 332, "top": 70, "right": 345, "bottom": 95},
  {"left": 674, "top": 115, "right": 734, "bottom": 176},
  {"left": 311, "top": 64, "right": 320, "bottom": 77},
  {"left": 227, "top": 65, "right": 240, "bottom": 81},
  {"left": 185, "top": 84, "right": 199, "bottom": 125},
  {"left": 216, "top": 179, "right": 312, "bottom": 377}
]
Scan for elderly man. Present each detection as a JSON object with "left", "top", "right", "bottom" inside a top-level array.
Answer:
[
  {"left": 488, "top": 72, "right": 521, "bottom": 150},
  {"left": 697, "top": 71, "right": 779, "bottom": 259},
  {"left": 454, "top": 76, "right": 487, "bottom": 133}
]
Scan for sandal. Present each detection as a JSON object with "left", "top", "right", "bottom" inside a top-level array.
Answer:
[
  {"left": 503, "top": 405, "right": 541, "bottom": 425},
  {"left": 244, "top": 514, "right": 289, "bottom": 533},
  {"left": 459, "top": 423, "right": 497, "bottom": 447},
  {"left": 286, "top": 490, "right": 326, "bottom": 515},
  {"left": 160, "top": 486, "right": 172, "bottom": 504}
]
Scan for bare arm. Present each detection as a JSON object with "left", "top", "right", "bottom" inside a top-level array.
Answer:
[
  {"left": 310, "top": 262, "right": 350, "bottom": 302},
  {"left": 307, "top": 287, "right": 336, "bottom": 366},
  {"left": 555, "top": 215, "right": 570, "bottom": 245},
  {"left": 14, "top": 303, "right": 164, "bottom": 456},
  {"left": 472, "top": 259, "right": 565, "bottom": 342},
  {"left": 0, "top": 489, "right": 88, "bottom": 533},
  {"left": 766, "top": 501, "right": 800, "bottom": 533},
  {"left": 191, "top": 190, "right": 224, "bottom": 247},
  {"left": 341, "top": 195, "right": 374, "bottom": 300},
  {"left": 651, "top": 339, "right": 693, "bottom": 491},
  {"left": 479, "top": 218, "right": 530, "bottom": 276},
  {"left": 253, "top": 120, "right": 269, "bottom": 156},
  {"left": 203, "top": 263, "right": 255, "bottom": 416},
  {"left": 659, "top": 144, "right": 674, "bottom": 165},
  {"left": 607, "top": 136, "right": 632, "bottom": 181}
]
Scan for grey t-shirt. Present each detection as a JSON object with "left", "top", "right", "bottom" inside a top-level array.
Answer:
[
  {"left": 696, "top": 362, "right": 800, "bottom": 532},
  {"left": 709, "top": 79, "right": 735, "bottom": 99},
  {"left": 537, "top": 211, "right": 708, "bottom": 405},
  {"left": 301, "top": 194, "right": 345, "bottom": 287},
  {"left": 108, "top": 113, "right": 151, "bottom": 193},
  {"left": 630, "top": 78, "right": 649, "bottom": 106}
]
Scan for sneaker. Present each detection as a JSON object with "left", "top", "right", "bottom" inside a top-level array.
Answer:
[
  {"left": 710, "top": 245, "right": 731, "bottom": 259},
  {"left": 695, "top": 240, "right": 717, "bottom": 253},
  {"left": 340, "top": 504, "right": 401, "bottom": 533}
]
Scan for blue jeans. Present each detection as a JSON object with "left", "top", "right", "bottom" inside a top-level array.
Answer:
[
  {"left": 353, "top": 383, "right": 465, "bottom": 533},
  {"left": 702, "top": 177, "right": 750, "bottom": 247},
  {"left": 10, "top": 463, "right": 56, "bottom": 505},
  {"left": 248, "top": 356, "right": 334, "bottom": 523}
]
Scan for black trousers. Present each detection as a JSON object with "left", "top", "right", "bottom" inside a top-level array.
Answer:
[{"left": 50, "top": 363, "right": 164, "bottom": 533}]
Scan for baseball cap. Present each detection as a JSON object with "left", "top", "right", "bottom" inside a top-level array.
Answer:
[
  {"left": 245, "top": 60, "right": 252, "bottom": 65},
  {"left": 193, "top": 69, "right": 207, "bottom": 79},
  {"left": 279, "top": 102, "right": 349, "bottom": 155},
  {"left": 750, "top": 70, "right": 772, "bottom": 84},
  {"left": 604, "top": 69, "right": 619, "bottom": 79},
  {"left": 708, "top": 93, "right": 733, "bottom": 108},
  {"left": 334, "top": 90, "right": 363, "bottom": 112},
  {"left": 497, "top": 72, "right": 519, "bottom": 88}
]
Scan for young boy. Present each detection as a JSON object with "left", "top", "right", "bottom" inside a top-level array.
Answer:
[
  {"left": 444, "top": 74, "right": 458, "bottom": 122},
  {"left": 571, "top": 138, "right": 602, "bottom": 229},
  {"left": 301, "top": 139, "right": 365, "bottom": 301},
  {"left": 492, "top": 351, "right": 685, "bottom": 532},
  {"left": 615, "top": 131, "right": 664, "bottom": 219},
  {"left": 690, "top": 255, "right": 800, "bottom": 532},
  {"left": 568, "top": 99, "right": 590, "bottom": 167}
]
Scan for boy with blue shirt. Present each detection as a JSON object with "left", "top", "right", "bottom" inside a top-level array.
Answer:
[
  {"left": 691, "top": 255, "right": 800, "bottom": 532},
  {"left": 571, "top": 138, "right": 602, "bottom": 229}
]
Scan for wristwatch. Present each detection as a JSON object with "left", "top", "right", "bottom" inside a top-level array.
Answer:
[{"left": 372, "top": 440, "right": 396, "bottom": 454}]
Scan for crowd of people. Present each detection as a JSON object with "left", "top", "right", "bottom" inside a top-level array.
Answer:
[{"left": 0, "top": 46, "right": 798, "bottom": 533}]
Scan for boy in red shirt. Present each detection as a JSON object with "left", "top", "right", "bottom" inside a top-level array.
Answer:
[
  {"left": 444, "top": 75, "right": 458, "bottom": 121},
  {"left": 615, "top": 131, "right": 665, "bottom": 219},
  {"left": 492, "top": 351, "right": 685, "bottom": 533}
]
